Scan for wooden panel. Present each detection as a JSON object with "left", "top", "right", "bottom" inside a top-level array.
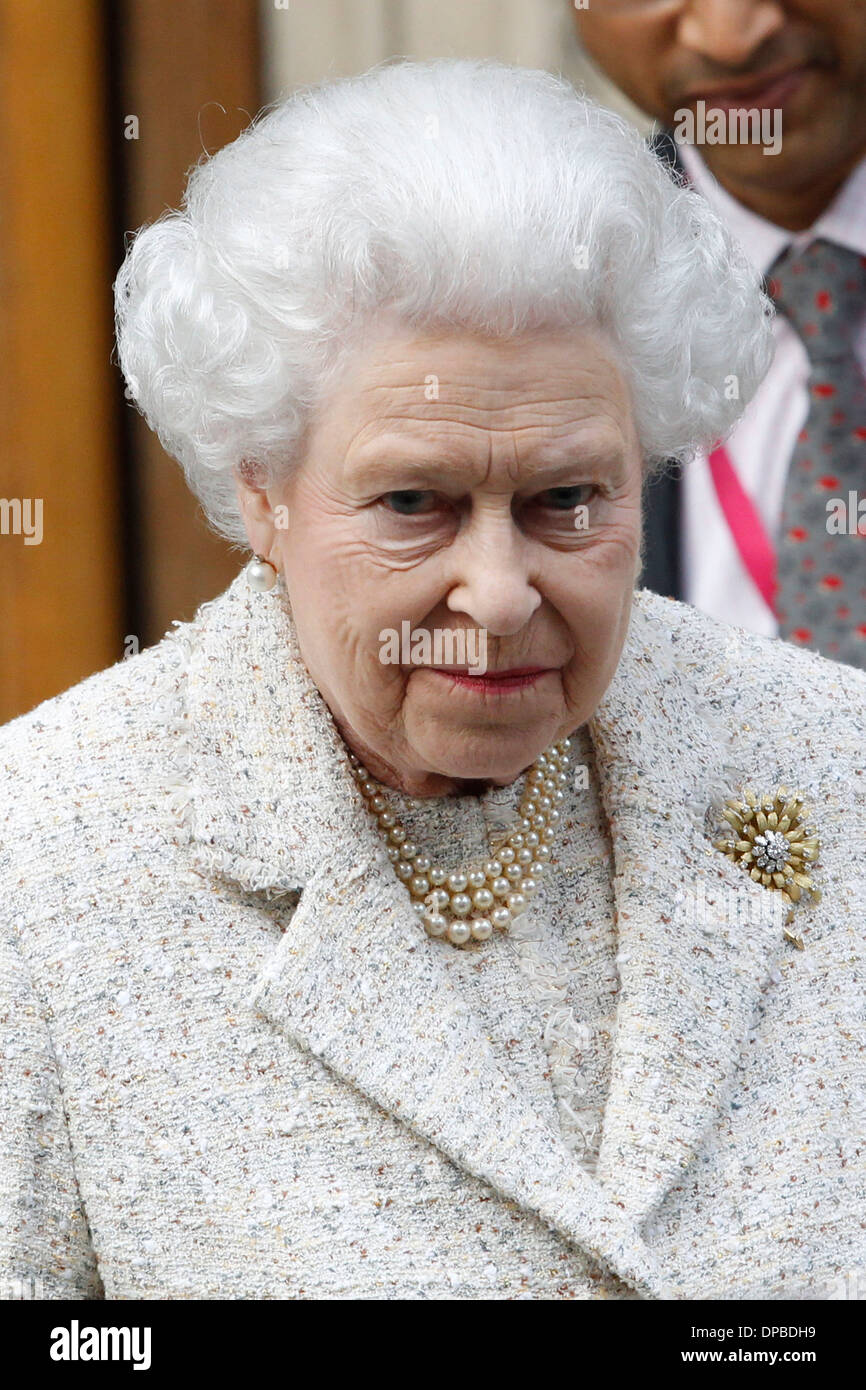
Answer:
[
  {"left": 115, "top": 0, "right": 261, "bottom": 645},
  {"left": 0, "top": 0, "right": 122, "bottom": 723}
]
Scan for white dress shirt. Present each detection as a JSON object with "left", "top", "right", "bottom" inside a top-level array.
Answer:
[{"left": 676, "top": 143, "right": 866, "bottom": 637}]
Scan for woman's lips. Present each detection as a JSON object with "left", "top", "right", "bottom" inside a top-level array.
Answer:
[{"left": 428, "top": 666, "right": 555, "bottom": 693}]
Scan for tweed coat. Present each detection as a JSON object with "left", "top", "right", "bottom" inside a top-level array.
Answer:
[{"left": 1, "top": 570, "right": 864, "bottom": 1301}]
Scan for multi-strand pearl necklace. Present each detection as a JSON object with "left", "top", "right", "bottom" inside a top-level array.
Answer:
[{"left": 348, "top": 738, "right": 572, "bottom": 946}]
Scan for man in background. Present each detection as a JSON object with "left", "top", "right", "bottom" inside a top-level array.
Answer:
[{"left": 572, "top": 0, "right": 866, "bottom": 668}]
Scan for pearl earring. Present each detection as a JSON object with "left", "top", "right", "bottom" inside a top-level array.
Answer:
[{"left": 246, "top": 554, "right": 279, "bottom": 592}]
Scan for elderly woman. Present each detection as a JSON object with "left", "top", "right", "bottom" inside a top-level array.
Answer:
[{"left": 1, "top": 59, "right": 863, "bottom": 1303}]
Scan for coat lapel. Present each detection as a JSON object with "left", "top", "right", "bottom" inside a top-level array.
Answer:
[
  {"left": 586, "top": 605, "right": 787, "bottom": 1227},
  {"left": 176, "top": 573, "right": 787, "bottom": 1296}
]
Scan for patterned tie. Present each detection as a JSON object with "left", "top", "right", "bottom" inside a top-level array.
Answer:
[{"left": 766, "top": 237, "right": 866, "bottom": 668}]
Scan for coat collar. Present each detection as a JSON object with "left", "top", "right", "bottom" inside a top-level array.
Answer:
[{"left": 173, "top": 571, "right": 786, "bottom": 1299}]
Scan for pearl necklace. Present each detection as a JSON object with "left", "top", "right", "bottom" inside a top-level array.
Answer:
[{"left": 348, "top": 738, "right": 572, "bottom": 946}]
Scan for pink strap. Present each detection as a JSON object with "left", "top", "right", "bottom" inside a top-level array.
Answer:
[
  {"left": 671, "top": 155, "right": 779, "bottom": 619},
  {"left": 708, "top": 445, "right": 778, "bottom": 615}
]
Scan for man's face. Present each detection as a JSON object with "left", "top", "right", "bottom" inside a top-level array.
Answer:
[{"left": 573, "top": 0, "right": 866, "bottom": 205}]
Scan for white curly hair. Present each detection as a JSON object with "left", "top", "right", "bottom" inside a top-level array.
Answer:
[{"left": 113, "top": 57, "right": 774, "bottom": 547}]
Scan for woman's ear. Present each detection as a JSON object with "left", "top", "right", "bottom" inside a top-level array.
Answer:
[{"left": 234, "top": 462, "right": 280, "bottom": 562}]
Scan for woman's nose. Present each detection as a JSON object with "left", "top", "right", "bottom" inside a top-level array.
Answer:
[{"left": 444, "top": 513, "right": 542, "bottom": 636}]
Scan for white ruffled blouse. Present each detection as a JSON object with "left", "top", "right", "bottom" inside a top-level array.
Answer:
[{"left": 377, "top": 721, "right": 619, "bottom": 1176}]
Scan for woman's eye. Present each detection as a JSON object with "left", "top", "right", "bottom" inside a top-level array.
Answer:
[
  {"left": 381, "top": 490, "right": 438, "bottom": 515},
  {"left": 377, "top": 484, "right": 597, "bottom": 520},
  {"left": 535, "top": 484, "right": 596, "bottom": 510}
]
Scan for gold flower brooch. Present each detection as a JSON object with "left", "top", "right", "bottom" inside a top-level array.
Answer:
[{"left": 711, "top": 786, "right": 822, "bottom": 950}]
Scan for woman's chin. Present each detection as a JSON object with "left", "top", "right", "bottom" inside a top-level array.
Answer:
[{"left": 406, "top": 727, "right": 561, "bottom": 786}]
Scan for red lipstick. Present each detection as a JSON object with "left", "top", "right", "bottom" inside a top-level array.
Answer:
[{"left": 431, "top": 666, "right": 554, "bottom": 693}]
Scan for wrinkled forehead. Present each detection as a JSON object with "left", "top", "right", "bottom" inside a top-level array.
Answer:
[{"left": 304, "top": 320, "right": 641, "bottom": 479}]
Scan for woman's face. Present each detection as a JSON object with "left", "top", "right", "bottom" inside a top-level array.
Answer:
[{"left": 237, "top": 320, "right": 644, "bottom": 797}]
